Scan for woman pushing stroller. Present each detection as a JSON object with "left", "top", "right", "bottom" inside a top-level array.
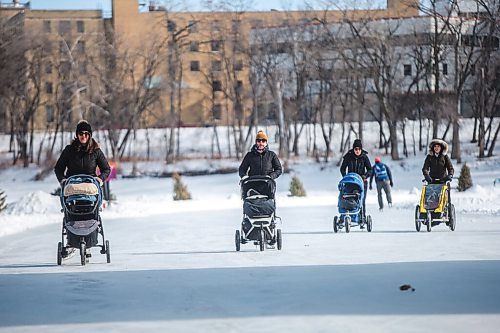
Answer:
[
  {"left": 416, "top": 139, "right": 456, "bottom": 232},
  {"left": 340, "top": 139, "right": 372, "bottom": 222},
  {"left": 54, "top": 120, "right": 111, "bottom": 262}
]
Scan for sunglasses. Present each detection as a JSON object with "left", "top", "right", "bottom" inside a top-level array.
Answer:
[
  {"left": 256, "top": 139, "right": 267, "bottom": 143},
  {"left": 78, "top": 131, "right": 90, "bottom": 136},
  {"left": 353, "top": 147, "right": 361, "bottom": 151}
]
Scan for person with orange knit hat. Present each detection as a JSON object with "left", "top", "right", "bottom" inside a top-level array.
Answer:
[
  {"left": 369, "top": 156, "right": 393, "bottom": 211},
  {"left": 238, "top": 130, "right": 282, "bottom": 179}
]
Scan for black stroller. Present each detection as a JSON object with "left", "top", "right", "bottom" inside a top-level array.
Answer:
[
  {"left": 57, "top": 174, "right": 111, "bottom": 265},
  {"left": 235, "top": 176, "right": 282, "bottom": 251}
]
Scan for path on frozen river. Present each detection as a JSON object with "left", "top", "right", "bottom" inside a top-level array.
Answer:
[{"left": 1, "top": 204, "right": 499, "bottom": 333}]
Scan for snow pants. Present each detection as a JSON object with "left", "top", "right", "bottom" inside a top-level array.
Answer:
[{"left": 376, "top": 180, "right": 392, "bottom": 209}]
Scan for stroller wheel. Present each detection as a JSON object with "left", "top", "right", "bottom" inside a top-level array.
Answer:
[
  {"left": 106, "top": 240, "right": 111, "bottom": 263},
  {"left": 345, "top": 216, "right": 351, "bottom": 233},
  {"left": 259, "top": 229, "right": 265, "bottom": 251},
  {"left": 449, "top": 204, "right": 456, "bottom": 231},
  {"left": 57, "top": 242, "right": 63, "bottom": 266},
  {"left": 333, "top": 216, "right": 338, "bottom": 233},
  {"left": 415, "top": 205, "right": 421, "bottom": 232},
  {"left": 80, "top": 242, "right": 87, "bottom": 266},
  {"left": 366, "top": 216, "right": 372, "bottom": 232},
  {"left": 235, "top": 230, "right": 241, "bottom": 252},
  {"left": 276, "top": 229, "right": 282, "bottom": 250},
  {"left": 426, "top": 211, "right": 432, "bottom": 232}
]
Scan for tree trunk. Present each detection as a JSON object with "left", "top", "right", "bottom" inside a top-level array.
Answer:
[{"left": 451, "top": 118, "right": 461, "bottom": 163}]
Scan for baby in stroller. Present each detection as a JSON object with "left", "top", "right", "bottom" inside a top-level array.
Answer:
[
  {"left": 235, "top": 176, "right": 282, "bottom": 251},
  {"left": 333, "top": 172, "right": 372, "bottom": 232},
  {"left": 57, "top": 175, "right": 110, "bottom": 265}
]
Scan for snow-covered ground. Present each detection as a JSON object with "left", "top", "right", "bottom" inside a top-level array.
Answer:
[{"left": 1, "top": 122, "right": 500, "bottom": 332}]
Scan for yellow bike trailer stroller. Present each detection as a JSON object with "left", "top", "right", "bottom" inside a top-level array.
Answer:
[{"left": 415, "top": 181, "right": 456, "bottom": 232}]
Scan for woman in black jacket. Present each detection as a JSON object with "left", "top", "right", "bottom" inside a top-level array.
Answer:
[
  {"left": 239, "top": 130, "right": 282, "bottom": 180},
  {"left": 54, "top": 120, "right": 111, "bottom": 185},
  {"left": 340, "top": 139, "right": 372, "bottom": 221},
  {"left": 422, "top": 139, "right": 454, "bottom": 183}
]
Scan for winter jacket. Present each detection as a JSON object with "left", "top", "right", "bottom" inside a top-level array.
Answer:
[
  {"left": 239, "top": 145, "right": 282, "bottom": 179},
  {"left": 340, "top": 149, "right": 372, "bottom": 180},
  {"left": 422, "top": 139, "right": 454, "bottom": 180},
  {"left": 54, "top": 139, "right": 111, "bottom": 183},
  {"left": 369, "top": 162, "right": 393, "bottom": 186}
]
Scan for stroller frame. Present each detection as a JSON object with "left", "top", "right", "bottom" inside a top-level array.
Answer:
[
  {"left": 57, "top": 174, "right": 111, "bottom": 265},
  {"left": 235, "top": 176, "right": 282, "bottom": 251},
  {"left": 415, "top": 181, "right": 456, "bottom": 232},
  {"left": 333, "top": 173, "right": 372, "bottom": 233}
]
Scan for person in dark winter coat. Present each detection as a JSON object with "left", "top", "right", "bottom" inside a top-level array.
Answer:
[
  {"left": 369, "top": 157, "right": 393, "bottom": 210},
  {"left": 239, "top": 130, "right": 282, "bottom": 179},
  {"left": 54, "top": 120, "right": 111, "bottom": 185},
  {"left": 422, "top": 139, "right": 454, "bottom": 184},
  {"left": 340, "top": 139, "right": 372, "bottom": 219}
]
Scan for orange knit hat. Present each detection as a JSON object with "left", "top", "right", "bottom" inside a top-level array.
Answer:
[{"left": 256, "top": 130, "right": 268, "bottom": 141}]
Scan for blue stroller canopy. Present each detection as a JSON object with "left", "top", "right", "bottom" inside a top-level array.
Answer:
[{"left": 338, "top": 172, "right": 364, "bottom": 196}]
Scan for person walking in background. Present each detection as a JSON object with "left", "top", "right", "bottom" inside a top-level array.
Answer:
[
  {"left": 340, "top": 139, "right": 372, "bottom": 220},
  {"left": 370, "top": 156, "right": 393, "bottom": 211},
  {"left": 239, "top": 130, "right": 282, "bottom": 180}
]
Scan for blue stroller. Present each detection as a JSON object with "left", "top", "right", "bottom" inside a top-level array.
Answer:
[
  {"left": 333, "top": 172, "right": 372, "bottom": 233},
  {"left": 57, "top": 174, "right": 111, "bottom": 265}
]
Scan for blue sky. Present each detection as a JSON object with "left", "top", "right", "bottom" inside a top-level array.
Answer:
[{"left": 29, "top": 0, "right": 387, "bottom": 12}]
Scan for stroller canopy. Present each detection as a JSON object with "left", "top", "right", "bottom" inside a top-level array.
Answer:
[
  {"left": 338, "top": 172, "right": 364, "bottom": 195},
  {"left": 241, "top": 176, "right": 276, "bottom": 200}
]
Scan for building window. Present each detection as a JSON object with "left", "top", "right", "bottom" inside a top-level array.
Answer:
[
  {"left": 45, "top": 82, "right": 53, "bottom": 94},
  {"left": 45, "top": 63, "right": 52, "bottom": 74},
  {"left": 59, "top": 40, "right": 66, "bottom": 54},
  {"left": 76, "top": 40, "right": 85, "bottom": 54},
  {"left": 235, "top": 80, "right": 243, "bottom": 94},
  {"left": 232, "top": 20, "right": 241, "bottom": 33},
  {"left": 58, "top": 20, "right": 71, "bottom": 35},
  {"left": 233, "top": 60, "right": 243, "bottom": 71},
  {"left": 233, "top": 40, "right": 244, "bottom": 53},
  {"left": 77, "top": 20, "right": 85, "bottom": 33},
  {"left": 43, "top": 20, "right": 51, "bottom": 33},
  {"left": 190, "top": 61, "right": 200, "bottom": 71},
  {"left": 211, "top": 40, "right": 222, "bottom": 52},
  {"left": 212, "top": 80, "right": 222, "bottom": 92},
  {"left": 211, "top": 20, "right": 221, "bottom": 31},
  {"left": 443, "top": 63, "right": 448, "bottom": 75},
  {"left": 79, "top": 61, "right": 87, "bottom": 75},
  {"left": 404, "top": 64, "right": 412, "bottom": 76},
  {"left": 45, "top": 105, "right": 55, "bottom": 123},
  {"left": 167, "top": 20, "right": 176, "bottom": 32},
  {"left": 188, "top": 20, "right": 197, "bottom": 33},
  {"left": 212, "top": 60, "right": 222, "bottom": 72},
  {"left": 190, "top": 41, "right": 199, "bottom": 52},
  {"left": 60, "top": 61, "right": 71, "bottom": 77},
  {"left": 42, "top": 41, "right": 52, "bottom": 53},
  {"left": 212, "top": 104, "right": 221, "bottom": 120},
  {"left": 251, "top": 19, "right": 263, "bottom": 28}
]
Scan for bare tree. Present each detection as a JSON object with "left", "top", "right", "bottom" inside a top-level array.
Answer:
[{"left": 90, "top": 30, "right": 167, "bottom": 161}]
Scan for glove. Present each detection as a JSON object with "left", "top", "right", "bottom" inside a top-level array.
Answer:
[
  {"left": 424, "top": 175, "right": 432, "bottom": 183},
  {"left": 444, "top": 175, "right": 453, "bottom": 182},
  {"left": 390, "top": 181, "right": 394, "bottom": 187},
  {"left": 94, "top": 177, "right": 104, "bottom": 186},
  {"left": 369, "top": 185, "right": 372, "bottom": 190}
]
